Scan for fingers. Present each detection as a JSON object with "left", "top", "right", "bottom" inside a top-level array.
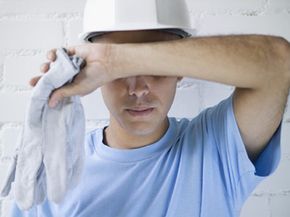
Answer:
[
  {"left": 31, "top": 49, "right": 58, "bottom": 87},
  {"left": 41, "top": 49, "right": 57, "bottom": 73},
  {"left": 48, "top": 83, "right": 81, "bottom": 108},
  {"left": 47, "top": 49, "right": 57, "bottom": 61},
  {"left": 29, "top": 76, "right": 42, "bottom": 87},
  {"left": 66, "top": 47, "right": 76, "bottom": 56},
  {"left": 40, "top": 49, "right": 57, "bottom": 73},
  {"left": 40, "top": 62, "right": 49, "bottom": 73}
]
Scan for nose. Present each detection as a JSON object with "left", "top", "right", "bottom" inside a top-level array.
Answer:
[{"left": 127, "top": 76, "right": 150, "bottom": 97}]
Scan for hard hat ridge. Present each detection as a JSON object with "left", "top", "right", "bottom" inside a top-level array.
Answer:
[{"left": 80, "top": 0, "right": 196, "bottom": 42}]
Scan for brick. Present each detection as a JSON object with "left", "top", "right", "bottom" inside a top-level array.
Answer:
[
  {"left": 67, "top": 19, "right": 83, "bottom": 46},
  {"left": 0, "top": 127, "right": 21, "bottom": 157},
  {"left": 270, "top": 195, "right": 290, "bottom": 217},
  {"left": 4, "top": 55, "right": 44, "bottom": 87},
  {"left": 187, "top": 0, "right": 265, "bottom": 13},
  {"left": 254, "top": 158, "right": 290, "bottom": 193},
  {"left": 0, "top": 0, "right": 85, "bottom": 16},
  {"left": 198, "top": 14, "right": 290, "bottom": 41},
  {"left": 281, "top": 122, "right": 290, "bottom": 155},
  {"left": 0, "top": 92, "right": 31, "bottom": 122},
  {"left": 0, "top": 53, "right": 3, "bottom": 86},
  {"left": 0, "top": 20, "right": 63, "bottom": 50},
  {"left": 81, "top": 89, "right": 110, "bottom": 120},
  {"left": 200, "top": 80, "right": 234, "bottom": 110},
  {"left": 86, "top": 120, "right": 109, "bottom": 132},
  {"left": 0, "top": 52, "right": 4, "bottom": 65},
  {"left": 240, "top": 195, "right": 270, "bottom": 217},
  {"left": 169, "top": 86, "right": 200, "bottom": 119},
  {"left": 268, "top": 0, "right": 290, "bottom": 12},
  {"left": 284, "top": 94, "right": 290, "bottom": 122}
]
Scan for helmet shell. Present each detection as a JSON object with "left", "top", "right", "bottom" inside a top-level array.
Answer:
[{"left": 79, "top": 0, "right": 196, "bottom": 42}]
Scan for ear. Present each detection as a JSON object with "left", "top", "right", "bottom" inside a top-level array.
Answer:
[{"left": 177, "top": 76, "right": 183, "bottom": 81}]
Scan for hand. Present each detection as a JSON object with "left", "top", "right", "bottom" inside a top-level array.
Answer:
[
  {"left": 0, "top": 49, "right": 86, "bottom": 209},
  {"left": 31, "top": 44, "right": 114, "bottom": 108}
]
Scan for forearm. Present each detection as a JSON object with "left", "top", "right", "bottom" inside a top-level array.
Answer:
[{"left": 111, "top": 34, "right": 290, "bottom": 89}]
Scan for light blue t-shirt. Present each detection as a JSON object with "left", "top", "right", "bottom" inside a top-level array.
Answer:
[{"left": 10, "top": 94, "right": 281, "bottom": 217}]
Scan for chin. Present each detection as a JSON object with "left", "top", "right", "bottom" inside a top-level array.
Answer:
[{"left": 124, "top": 122, "right": 157, "bottom": 136}]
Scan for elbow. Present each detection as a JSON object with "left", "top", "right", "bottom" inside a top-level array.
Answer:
[
  {"left": 282, "top": 38, "right": 290, "bottom": 88},
  {"left": 266, "top": 36, "right": 290, "bottom": 88}
]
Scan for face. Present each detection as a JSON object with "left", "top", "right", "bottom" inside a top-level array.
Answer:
[{"left": 92, "top": 30, "right": 182, "bottom": 136}]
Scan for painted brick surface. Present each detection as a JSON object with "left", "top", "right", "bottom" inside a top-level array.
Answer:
[
  {"left": 254, "top": 158, "right": 290, "bottom": 193},
  {"left": 281, "top": 123, "right": 290, "bottom": 155},
  {"left": 240, "top": 196, "right": 270, "bottom": 217},
  {"left": 4, "top": 55, "right": 44, "bottom": 87},
  {"left": 169, "top": 86, "right": 201, "bottom": 118},
  {"left": 0, "top": 20, "right": 63, "bottom": 50},
  {"left": 268, "top": 0, "right": 290, "bottom": 12},
  {"left": 199, "top": 80, "right": 234, "bottom": 109},
  {"left": 0, "top": 127, "right": 21, "bottom": 158},
  {"left": 0, "top": 0, "right": 85, "bottom": 16},
  {"left": 270, "top": 195, "right": 290, "bottom": 217},
  {"left": 0, "top": 92, "right": 31, "bottom": 122},
  {"left": 67, "top": 19, "right": 83, "bottom": 46},
  {"left": 284, "top": 94, "right": 290, "bottom": 122},
  {"left": 187, "top": 0, "right": 265, "bottom": 13},
  {"left": 198, "top": 14, "right": 290, "bottom": 41},
  {"left": 81, "top": 89, "right": 110, "bottom": 120}
]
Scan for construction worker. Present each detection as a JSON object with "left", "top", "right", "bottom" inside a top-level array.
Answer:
[{"left": 9, "top": 0, "right": 290, "bottom": 216}]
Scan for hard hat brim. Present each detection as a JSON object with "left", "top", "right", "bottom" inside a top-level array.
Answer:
[{"left": 79, "top": 25, "right": 196, "bottom": 42}]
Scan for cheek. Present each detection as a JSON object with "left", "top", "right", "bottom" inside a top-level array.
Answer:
[
  {"left": 101, "top": 86, "right": 118, "bottom": 108},
  {"left": 153, "top": 80, "right": 177, "bottom": 105},
  {"left": 101, "top": 83, "right": 126, "bottom": 109}
]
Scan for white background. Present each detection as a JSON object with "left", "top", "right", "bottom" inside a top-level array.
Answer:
[{"left": 0, "top": 0, "right": 289, "bottom": 216}]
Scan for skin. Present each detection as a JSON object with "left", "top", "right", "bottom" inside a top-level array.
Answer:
[
  {"left": 34, "top": 31, "right": 183, "bottom": 149},
  {"left": 95, "top": 31, "right": 183, "bottom": 149},
  {"left": 32, "top": 30, "right": 290, "bottom": 162}
]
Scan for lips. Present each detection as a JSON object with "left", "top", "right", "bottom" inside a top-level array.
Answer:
[{"left": 126, "top": 107, "right": 154, "bottom": 117}]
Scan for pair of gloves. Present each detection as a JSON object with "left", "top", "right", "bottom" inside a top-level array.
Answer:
[{"left": 0, "top": 48, "right": 86, "bottom": 210}]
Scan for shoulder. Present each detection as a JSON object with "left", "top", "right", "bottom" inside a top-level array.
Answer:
[{"left": 170, "top": 95, "right": 234, "bottom": 141}]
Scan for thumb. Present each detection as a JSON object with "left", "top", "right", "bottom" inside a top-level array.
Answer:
[
  {"left": 66, "top": 45, "right": 89, "bottom": 59},
  {"left": 48, "top": 83, "right": 81, "bottom": 108}
]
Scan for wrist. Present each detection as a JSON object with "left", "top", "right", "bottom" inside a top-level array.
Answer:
[{"left": 109, "top": 43, "right": 148, "bottom": 79}]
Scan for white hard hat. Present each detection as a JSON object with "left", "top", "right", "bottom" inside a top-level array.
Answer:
[{"left": 79, "top": 0, "right": 196, "bottom": 42}]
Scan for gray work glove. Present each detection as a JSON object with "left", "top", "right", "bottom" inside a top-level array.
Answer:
[{"left": 0, "top": 48, "right": 86, "bottom": 210}]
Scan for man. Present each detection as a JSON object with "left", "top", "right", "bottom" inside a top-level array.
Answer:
[{"left": 10, "top": 0, "right": 290, "bottom": 216}]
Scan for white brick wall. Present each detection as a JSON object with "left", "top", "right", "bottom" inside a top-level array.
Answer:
[
  {"left": 187, "top": 0, "right": 266, "bottom": 13},
  {"left": 0, "top": 20, "right": 64, "bottom": 49},
  {"left": 0, "top": 0, "right": 85, "bottom": 15},
  {"left": 0, "top": 0, "right": 289, "bottom": 216},
  {"left": 4, "top": 55, "right": 44, "bottom": 87}
]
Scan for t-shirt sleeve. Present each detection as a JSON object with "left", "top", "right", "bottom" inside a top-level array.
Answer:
[{"left": 203, "top": 93, "right": 282, "bottom": 207}]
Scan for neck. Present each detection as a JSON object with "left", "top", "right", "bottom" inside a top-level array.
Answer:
[{"left": 104, "top": 117, "right": 169, "bottom": 149}]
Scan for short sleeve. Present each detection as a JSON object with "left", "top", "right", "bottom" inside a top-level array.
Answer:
[{"left": 203, "top": 93, "right": 282, "bottom": 207}]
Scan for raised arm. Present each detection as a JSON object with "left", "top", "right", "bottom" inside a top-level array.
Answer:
[
  {"left": 112, "top": 34, "right": 290, "bottom": 161},
  {"left": 36, "top": 35, "right": 290, "bottom": 161}
]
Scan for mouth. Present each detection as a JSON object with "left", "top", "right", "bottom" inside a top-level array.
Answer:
[{"left": 125, "top": 107, "right": 155, "bottom": 117}]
